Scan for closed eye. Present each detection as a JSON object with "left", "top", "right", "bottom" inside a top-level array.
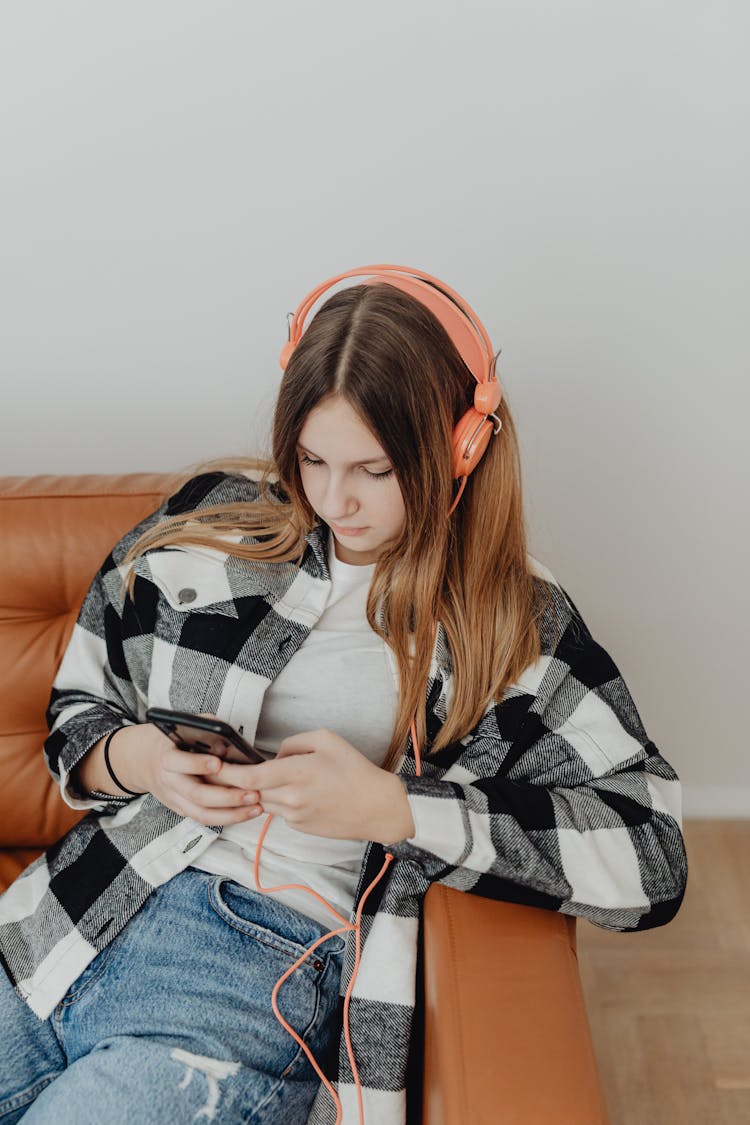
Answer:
[{"left": 299, "top": 453, "right": 393, "bottom": 480}]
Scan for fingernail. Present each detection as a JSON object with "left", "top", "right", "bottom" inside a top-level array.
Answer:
[{"left": 242, "top": 792, "right": 256, "bottom": 803}]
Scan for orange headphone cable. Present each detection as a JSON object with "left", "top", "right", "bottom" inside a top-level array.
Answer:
[{"left": 250, "top": 716, "right": 424, "bottom": 1125}]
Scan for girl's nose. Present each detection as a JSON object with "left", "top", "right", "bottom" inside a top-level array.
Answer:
[{"left": 324, "top": 474, "right": 359, "bottom": 517}]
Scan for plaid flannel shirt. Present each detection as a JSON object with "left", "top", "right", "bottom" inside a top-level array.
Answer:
[{"left": 0, "top": 471, "right": 688, "bottom": 1125}]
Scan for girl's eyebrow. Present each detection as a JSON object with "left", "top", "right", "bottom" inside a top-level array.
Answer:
[{"left": 297, "top": 443, "right": 391, "bottom": 467}]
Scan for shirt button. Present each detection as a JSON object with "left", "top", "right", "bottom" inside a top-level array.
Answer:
[{"left": 178, "top": 588, "right": 197, "bottom": 604}]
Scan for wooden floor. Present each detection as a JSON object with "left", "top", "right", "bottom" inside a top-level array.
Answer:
[{"left": 576, "top": 819, "right": 750, "bottom": 1125}]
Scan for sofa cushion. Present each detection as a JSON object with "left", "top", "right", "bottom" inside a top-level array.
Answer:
[{"left": 0, "top": 473, "right": 174, "bottom": 854}]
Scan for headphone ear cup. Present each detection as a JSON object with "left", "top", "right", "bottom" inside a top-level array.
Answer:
[{"left": 452, "top": 410, "right": 494, "bottom": 480}]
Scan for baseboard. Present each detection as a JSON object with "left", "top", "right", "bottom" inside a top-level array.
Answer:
[{"left": 681, "top": 785, "right": 750, "bottom": 819}]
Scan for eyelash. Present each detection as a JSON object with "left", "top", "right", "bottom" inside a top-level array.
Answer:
[{"left": 299, "top": 453, "right": 394, "bottom": 481}]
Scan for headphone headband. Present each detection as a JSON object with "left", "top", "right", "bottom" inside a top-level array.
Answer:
[
  {"left": 283, "top": 263, "right": 499, "bottom": 390},
  {"left": 280, "top": 264, "right": 503, "bottom": 502}
]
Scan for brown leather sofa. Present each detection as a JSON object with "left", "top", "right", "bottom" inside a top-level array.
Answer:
[{"left": 0, "top": 472, "right": 610, "bottom": 1124}]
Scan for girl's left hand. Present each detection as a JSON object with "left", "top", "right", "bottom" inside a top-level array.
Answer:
[{"left": 214, "top": 729, "right": 416, "bottom": 845}]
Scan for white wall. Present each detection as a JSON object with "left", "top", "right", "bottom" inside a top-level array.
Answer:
[{"left": 1, "top": 1, "right": 747, "bottom": 816}]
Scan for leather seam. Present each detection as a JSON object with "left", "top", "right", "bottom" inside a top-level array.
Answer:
[{"left": 443, "top": 893, "right": 469, "bottom": 1114}]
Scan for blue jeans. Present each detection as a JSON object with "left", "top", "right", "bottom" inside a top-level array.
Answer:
[{"left": 0, "top": 868, "right": 346, "bottom": 1123}]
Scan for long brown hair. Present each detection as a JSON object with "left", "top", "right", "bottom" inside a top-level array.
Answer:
[{"left": 123, "top": 283, "right": 558, "bottom": 770}]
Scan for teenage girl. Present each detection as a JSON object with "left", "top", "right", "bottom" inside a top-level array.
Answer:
[{"left": 0, "top": 266, "right": 688, "bottom": 1125}]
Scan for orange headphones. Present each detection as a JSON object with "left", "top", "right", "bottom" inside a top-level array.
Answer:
[
  {"left": 253, "top": 265, "right": 504, "bottom": 1124},
  {"left": 279, "top": 263, "right": 504, "bottom": 514}
]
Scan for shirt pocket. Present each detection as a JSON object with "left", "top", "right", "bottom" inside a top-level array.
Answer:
[
  {"left": 142, "top": 546, "right": 240, "bottom": 616},
  {"left": 138, "top": 547, "right": 272, "bottom": 714},
  {"left": 142, "top": 545, "right": 271, "bottom": 615}
]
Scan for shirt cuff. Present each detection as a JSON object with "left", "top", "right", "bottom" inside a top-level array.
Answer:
[
  {"left": 385, "top": 775, "right": 467, "bottom": 868},
  {"left": 58, "top": 723, "right": 136, "bottom": 811}
]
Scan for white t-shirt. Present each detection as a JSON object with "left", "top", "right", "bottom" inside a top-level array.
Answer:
[{"left": 190, "top": 529, "right": 401, "bottom": 928}]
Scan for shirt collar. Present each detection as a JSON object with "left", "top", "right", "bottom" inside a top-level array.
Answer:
[{"left": 302, "top": 518, "right": 332, "bottom": 580}]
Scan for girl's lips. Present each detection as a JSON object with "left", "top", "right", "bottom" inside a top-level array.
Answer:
[{"left": 332, "top": 523, "right": 368, "bottom": 537}]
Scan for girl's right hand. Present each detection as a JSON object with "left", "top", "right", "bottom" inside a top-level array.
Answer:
[{"left": 108, "top": 723, "right": 264, "bottom": 827}]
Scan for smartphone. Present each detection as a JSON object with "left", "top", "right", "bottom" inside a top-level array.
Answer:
[{"left": 145, "top": 707, "right": 270, "bottom": 765}]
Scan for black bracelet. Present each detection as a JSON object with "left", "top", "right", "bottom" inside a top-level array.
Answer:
[{"left": 103, "top": 729, "right": 145, "bottom": 797}]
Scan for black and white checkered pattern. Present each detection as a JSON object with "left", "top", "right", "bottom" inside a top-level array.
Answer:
[{"left": 0, "top": 471, "right": 688, "bottom": 1125}]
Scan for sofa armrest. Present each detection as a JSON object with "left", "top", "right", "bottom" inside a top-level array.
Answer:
[{"left": 421, "top": 884, "right": 609, "bottom": 1124}]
